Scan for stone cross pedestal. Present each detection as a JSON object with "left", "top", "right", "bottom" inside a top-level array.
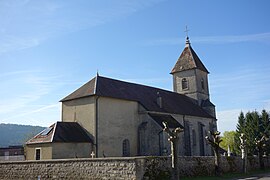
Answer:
[{"left": 162, "top": 121, "right": 184, "bottom": 180}]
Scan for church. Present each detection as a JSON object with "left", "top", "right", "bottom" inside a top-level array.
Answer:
[{"left": 25, "top": 36, "right": 217, "bottom": 160}]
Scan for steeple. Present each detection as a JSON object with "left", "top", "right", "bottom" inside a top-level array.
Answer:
[
  {"left": 171, "top": 37, "right": 209, "bottom": 74},
  {"left": 170, "top": 33, "right": 215, "bottom": 118}
]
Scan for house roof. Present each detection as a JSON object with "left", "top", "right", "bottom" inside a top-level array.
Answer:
[
  {"left": 61, "top": 75, "right": 214, "bottom": 119},
  {"left": 171, "top": 38, "right": 209, "bottom": 74},
  {"left": 148, "top": 113, "right": 184, "bottom": 129},
  {"left": 26, "top": 122, "right": 93, "bottom": 145}
]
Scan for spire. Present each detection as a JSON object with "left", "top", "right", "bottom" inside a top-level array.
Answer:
[{"left": 170, "top": 26, "right": 209, "bottom": 74}]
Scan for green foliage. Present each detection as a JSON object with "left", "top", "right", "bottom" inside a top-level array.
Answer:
[
  {"left": 220, "top": 131, "right": 237, "bottom": 153},
  {"left": 234, "top": 110, "right": 270, "bottom": 156},
  {"left": 0, "top": 123, "right": 45, "bottom": 147},
  {"left": 234, "top": 112, "right": 245, "bottom": 154}
]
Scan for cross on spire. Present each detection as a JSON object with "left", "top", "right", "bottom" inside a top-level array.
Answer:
[
  {"left": 184, "top": 25, "right": 190, "bottom": 38},
  {"left": 184, "top": 25, "right": 190, "bottom": 46}
]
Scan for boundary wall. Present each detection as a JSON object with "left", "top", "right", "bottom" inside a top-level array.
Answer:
[{"left": 0, "top": 156, "right": 270, "bottom": 179}]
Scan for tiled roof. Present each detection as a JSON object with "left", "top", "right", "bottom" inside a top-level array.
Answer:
[
  {"left": 61, "top": 77, "right": 96, "bottom": 101},
  {"left": 201, "top": 99, "right": 215, "bottom": 107},
  {"left": 26, "top": 122, "right": 93, "bottom": 144},
  {"left": 148, "top": 113, "right": 184, "bottom": 129},
  {"left": 61, "top": 76, "right": 214, "bottom": 119},
  {"left": 171, "top": 43, "right": 209, "bottom": 74}
]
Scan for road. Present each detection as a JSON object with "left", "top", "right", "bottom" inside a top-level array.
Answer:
[{"left": 234, "top": 172, "right": 270, "bottom": 180}]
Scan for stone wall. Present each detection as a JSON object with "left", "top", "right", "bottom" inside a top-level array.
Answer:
[
  {"left": 0, "top": 157, "right": 138, "bottom": 180},
  {"left": 1, "top": 156, "right": 270, "bottom": 179}
]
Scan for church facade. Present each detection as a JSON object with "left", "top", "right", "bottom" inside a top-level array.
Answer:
[{"left": 26, "top": 37, "right": 217, "bottom": 159}]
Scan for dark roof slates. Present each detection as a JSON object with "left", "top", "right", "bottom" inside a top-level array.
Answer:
[
  {"left": 61, "top": 76, "right": 213, "bottom": 119},
  {"left": 171, "top": 45, "right": 209, "bottom": 74},
  {"left": 148, "top": 113, "right": 184, "bottom": 129},
  {"left": 26, "top": 122, "right": 92, "bottom": 144}
]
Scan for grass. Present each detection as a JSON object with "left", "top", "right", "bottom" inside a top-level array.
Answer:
[{"left": 181, "top": 168, "right": 270, "bottom": 180}]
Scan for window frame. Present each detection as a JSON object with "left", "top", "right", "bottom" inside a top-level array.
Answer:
[
  {"left": 181, "top": 78, "right": 189, "bottom": 90},
  {"left": 35, "top": 148, "right": 41, "bottom": 160}
]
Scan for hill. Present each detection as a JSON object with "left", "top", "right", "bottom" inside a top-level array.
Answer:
[{"left": 0, "top": 123, "right": 45, "bottom": 147}]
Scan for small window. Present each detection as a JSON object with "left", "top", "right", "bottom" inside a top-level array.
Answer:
[
  {"left": 182, "top": 78, "right": 188, "bottom": 90},
  {"left": 201, "top": 79, "right": 205, "bottom": 90},
  {"left": 122, "top": 139, "right": 130, "bottom": 157},
  {"left": 35, "top": 148, "right": 41, "bottom": 160},
  {"left": 192, "top": 129, "right": 196, "bottom": 146}
]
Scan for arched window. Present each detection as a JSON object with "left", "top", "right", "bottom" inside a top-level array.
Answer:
[
  {"left": 122, "top": 139, "right": 130, "bottom": 157},
  {"left": 182, "top": 78, "right": 188, "bottom": 90},
  {"left": 201, "top": 78, "right": 205, "bottom": 90}
]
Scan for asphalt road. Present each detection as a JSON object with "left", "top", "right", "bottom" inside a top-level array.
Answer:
[{"left": 234, "top": 173, "right": 270, "bottom": 180}]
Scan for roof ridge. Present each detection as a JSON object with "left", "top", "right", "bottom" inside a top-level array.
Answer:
[
  {"left": 94, "top": 75, "right": 98, "bottom": 94},
  {"left": 187, "top": 45, "right": 197, "bottom": 68},
  {"left": 50, "top": 122, "right": 57, "bottom": 142},
  {"left": 97, "top": 75, "right": 175, "bottom": 95}
]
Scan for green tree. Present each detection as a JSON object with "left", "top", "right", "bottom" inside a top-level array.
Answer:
[
  {"left": 234, "top": 110, "right": 270, "bottom": 156},
  {"left": 220, "top": 131, "right": 237, "bottom": 154},
  {"left": 244, "top": 111, "right": 260, "bottom": 155},
  {"left": 260, "top": 109, "right": 270, "bottom": 154}
]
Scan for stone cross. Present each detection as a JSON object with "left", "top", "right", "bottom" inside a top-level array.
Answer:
[
  {"left": 90, "top": 151, "right": 95, "bottom": 158},
  {"left": 239, "top": 133, "right": 247, "bottom": 173},
  {"left": 205, "top": 130, "right": 222, "bottom": 176},
  {"left": 162, "top": 121, "right": 184, "bottom": 180}
]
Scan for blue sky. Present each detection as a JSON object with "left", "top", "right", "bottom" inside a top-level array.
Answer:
[{"left": 1, "top": 0, "right": 270, "bottom": 134}]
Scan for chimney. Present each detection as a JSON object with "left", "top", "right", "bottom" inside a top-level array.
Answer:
[{"left": 157, "top": 92, "right": 162, "bottom": 108}]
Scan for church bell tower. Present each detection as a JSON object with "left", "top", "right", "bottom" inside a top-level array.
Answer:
[{"left": 171, "top": 36, "right": 216, "bottom": 118}]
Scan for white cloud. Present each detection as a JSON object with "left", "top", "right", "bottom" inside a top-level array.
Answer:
[
  {"left": 0, "top": 0, "right": 165, "bottom": 55},
  {"left": 212, "top": 65, "right": 270, "bottom": 134},
  {"left": 2, "top": 103, "right": 58, "bottom": 120},
  {"left": 0, "top": 71, "right": 60, "bottom": 115},
  {"left": 0, "top": 70, "right": 63, "bottom": 126},
  {"left": 145, "top": 32, "right": 270, "bottom": 46},
  {"left": 217, "top": 109, "right": 242, "bottom": 134},
  {"left": 210, "top": 65, "right": 270, "bottom": 110}
]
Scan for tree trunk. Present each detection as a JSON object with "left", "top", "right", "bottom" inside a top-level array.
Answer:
[
  {"left": 214, "top": 146, "right": 221, "bottom": 176},
  {"left": 171, "top": 139, "right": 179, "bottom": 180}
]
